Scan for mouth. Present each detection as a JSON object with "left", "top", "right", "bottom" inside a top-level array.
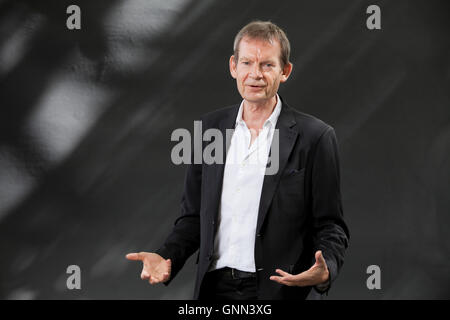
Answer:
[{"left": 247, "top": 85, "right": 265, "bottom": 90}]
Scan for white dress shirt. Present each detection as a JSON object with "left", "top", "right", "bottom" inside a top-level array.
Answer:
[{"left": 208, "top": 94, "right": 282, "bottom": 272}]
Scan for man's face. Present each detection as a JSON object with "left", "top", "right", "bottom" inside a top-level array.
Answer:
[{"left": 230, "top": 36, "right": 292, "bottom": 104}]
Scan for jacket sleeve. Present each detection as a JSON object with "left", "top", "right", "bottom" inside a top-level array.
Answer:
[
  {"left": 310, "top": 126, "right": 350, "bottom": 295},
  {"left": 155, "top": 133, "right": 202, "bottom": 286}
]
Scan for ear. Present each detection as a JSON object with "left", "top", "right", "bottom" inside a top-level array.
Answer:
[
  {"left": 229, "top": 55, "right": 237, "bottom": 79},
  {"left": 280, "top": 62, "right": 293, "bottom": 83}
]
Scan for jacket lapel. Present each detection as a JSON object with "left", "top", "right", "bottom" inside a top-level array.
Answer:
[{"left": 255, "top": 103, "right": 298, "bottom": 234}]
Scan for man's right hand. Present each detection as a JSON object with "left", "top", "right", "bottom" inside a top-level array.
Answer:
[{"left": 125, "top": 252, "right": 172, "bottom": 284}]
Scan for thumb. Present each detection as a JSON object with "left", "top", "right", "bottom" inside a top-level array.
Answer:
[{"left": 315, "top": 250, "right": 326, "bottom": 266}]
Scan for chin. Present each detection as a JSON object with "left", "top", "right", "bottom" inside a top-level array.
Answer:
[
  {"left": 244, "top": 96, "right": 264, "bottom": 103},
  {"left": 243, "top": 92, "right": 267, "bottom": 101}
]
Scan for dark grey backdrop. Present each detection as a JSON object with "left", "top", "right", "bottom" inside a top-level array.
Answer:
[{"left": 0, "top": 0, "right": 449, "bottom": 299}]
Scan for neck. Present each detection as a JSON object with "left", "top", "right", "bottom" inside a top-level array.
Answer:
[{"left": 242, "top": 95, "right": 277, "bottom": 123}]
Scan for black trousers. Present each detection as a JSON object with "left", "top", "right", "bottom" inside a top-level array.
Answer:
[{"left": 198, "top": 267, "right": 258, "bottom": 300}]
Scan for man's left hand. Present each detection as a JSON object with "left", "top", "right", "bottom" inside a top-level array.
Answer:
[{"left": 269, "top": 250, "right": 329, "bottom": 287}]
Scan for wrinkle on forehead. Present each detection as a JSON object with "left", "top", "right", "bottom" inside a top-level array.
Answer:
[{"left": 240, "top": 37, "right": 279, "bottom": 61}]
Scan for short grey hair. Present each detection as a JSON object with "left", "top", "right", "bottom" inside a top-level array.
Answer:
[{"left": 233, "top": 20, "right": 291, "bottom": 68}]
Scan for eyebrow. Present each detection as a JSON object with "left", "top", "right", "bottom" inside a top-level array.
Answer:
[{"left": 239, "top": 57, "right": 277, "bottom": 64}]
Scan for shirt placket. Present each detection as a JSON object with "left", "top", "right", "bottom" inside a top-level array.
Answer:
[{"left": 230, "top": 123, "right": 249, "bottom": 264}]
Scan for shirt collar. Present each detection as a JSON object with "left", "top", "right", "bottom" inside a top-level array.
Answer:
[{"left": 235, "top": 93, "right": 282, "bottom": 128}]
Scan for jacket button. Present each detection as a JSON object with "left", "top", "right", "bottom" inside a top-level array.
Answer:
[{"left": 256, "top": 233, "right": 261, "bottom": 237}]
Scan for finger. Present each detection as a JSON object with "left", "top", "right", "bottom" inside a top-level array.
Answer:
[
  {"left": 161, "top": 272, "right": 170, "bottom": 282},
  {"left": 270, "top": 275, "right": 286, "bottom": 284},
  {"left": 141, "top": 269, "right": 150, "bottom": 280},
  {"left": 164, "top": 259, "right": 172, "bottom": 280},
  {"left": 126, "top": 253, "right": 141, "bottom": 261},
  {"left": 275, "top": 269, "right": 291, "bottom": 277},
  {"left": 275, "top": 269, "right": 296, "bottom": 283},
  {"left": 269, "top": 276, "right": 293, "bottom": 286},
  {"left": 149, "top": 275, "right": 162, "bottom": 285}
]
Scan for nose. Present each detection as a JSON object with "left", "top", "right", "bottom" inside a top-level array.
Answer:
[{"left": 249, "top": 64, "right": 263, "bottom": 79}]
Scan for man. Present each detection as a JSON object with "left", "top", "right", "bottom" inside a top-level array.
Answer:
[{"left": 126, "top": 21, "right": 349, "bottom": 300}]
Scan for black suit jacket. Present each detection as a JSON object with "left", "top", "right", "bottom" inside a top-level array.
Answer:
[{"left": 156, "top": 97, "right": 350, "bottom": 299}]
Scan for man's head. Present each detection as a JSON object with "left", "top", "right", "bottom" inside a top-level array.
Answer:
[{"left": 230, "top": 21, "right": 293, "bottom": 104}]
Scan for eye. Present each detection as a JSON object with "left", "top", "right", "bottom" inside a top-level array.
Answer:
[{"left": 242, "top": 61, "right": 249, "bottom": 65}]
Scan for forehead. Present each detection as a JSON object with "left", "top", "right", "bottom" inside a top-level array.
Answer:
[{"left": 238, "top": 36, "right": 281, "bottom": 60}]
